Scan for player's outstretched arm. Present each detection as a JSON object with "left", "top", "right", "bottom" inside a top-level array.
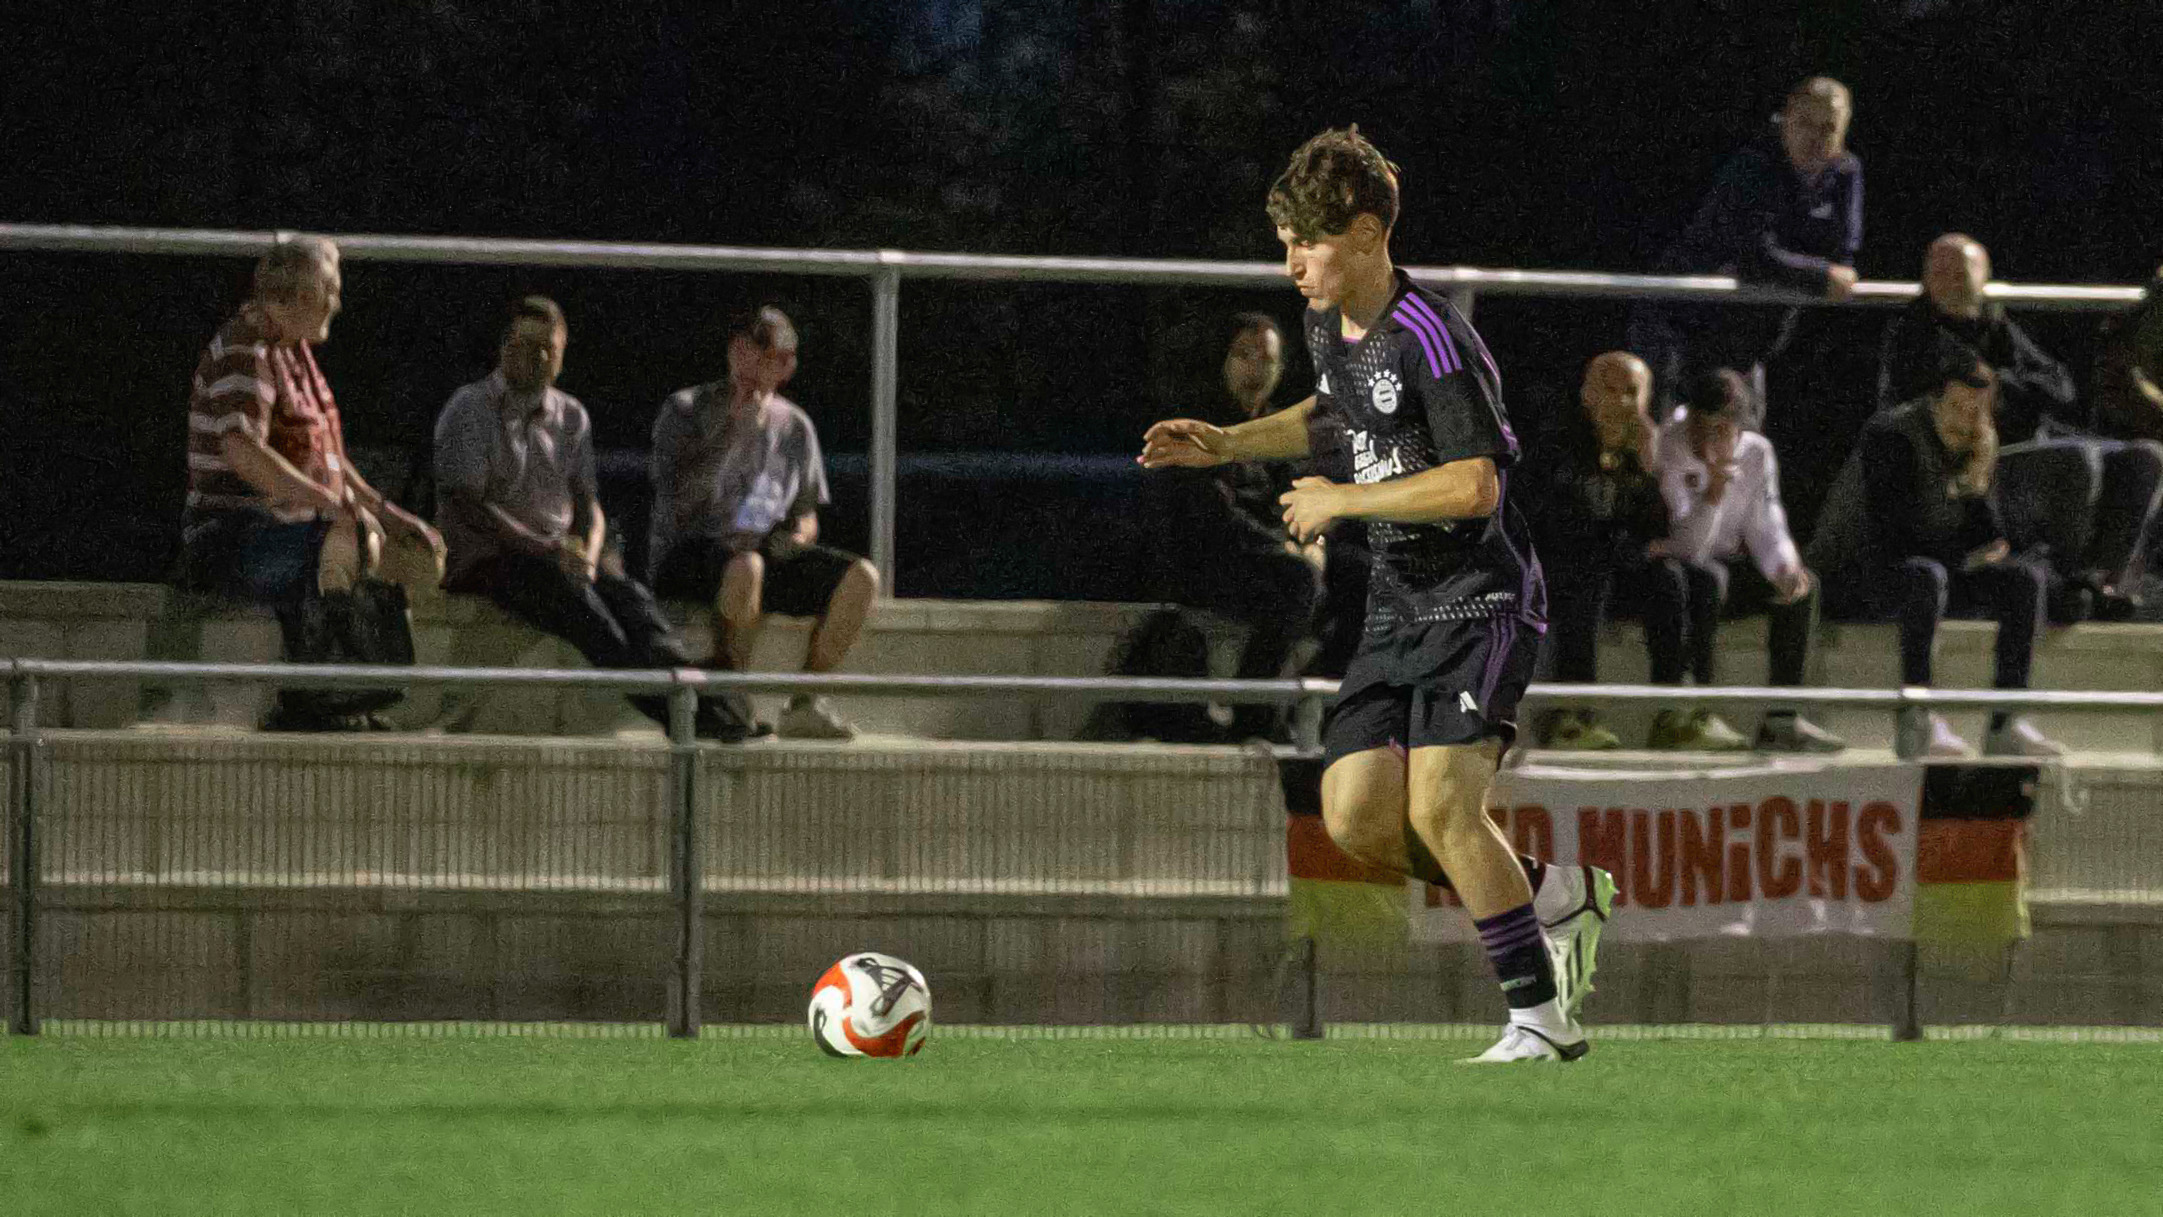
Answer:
[{"left": 1139, "top": 396, "right": 1316, "bottom": 468}]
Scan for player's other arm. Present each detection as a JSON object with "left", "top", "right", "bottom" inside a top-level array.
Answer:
[
  {"left": 1278, "top": 457, "right": 1498, "bottom": 543},
  {"left": 1139, "top": 396, "right": 1316, "bottom": 468}
]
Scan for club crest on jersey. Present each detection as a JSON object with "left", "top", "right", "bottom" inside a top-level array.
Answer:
[{"left": 1370, "top": 370, "right": 1403, "bottom": 415}]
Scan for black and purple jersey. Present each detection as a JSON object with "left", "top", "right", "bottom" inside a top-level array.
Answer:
[{"left": 1304, "top": 269, "right": 1545, "bottom": 632}]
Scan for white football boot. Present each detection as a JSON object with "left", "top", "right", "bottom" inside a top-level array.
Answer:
[
  {"left": 1461, "top": 1019, "right": 1590, "bottom": 1064},
  {"left": 1534, "top": 864, "right": 1617, "bottom": 1022}
]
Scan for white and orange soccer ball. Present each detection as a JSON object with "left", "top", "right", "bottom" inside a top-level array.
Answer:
[{"left": 807, "top": 952, "right": 931, "bottom": 1058}]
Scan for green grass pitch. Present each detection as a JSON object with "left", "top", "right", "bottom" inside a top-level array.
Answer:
[{"left": 4, "top": 1029, "right": 2159, "bottom": 1215}]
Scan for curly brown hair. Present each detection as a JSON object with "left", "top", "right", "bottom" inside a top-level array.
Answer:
[{"left": 1265, "top": 126, "right": 1401, "bottom": 242}]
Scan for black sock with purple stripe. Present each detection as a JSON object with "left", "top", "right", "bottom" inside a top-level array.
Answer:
[{"left": 1474, "top": 903, "right": 1557, "bottom": 1009}]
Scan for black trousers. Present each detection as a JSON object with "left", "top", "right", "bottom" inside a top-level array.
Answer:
[
  {"left": 1639, "top": 556, "right": 1817, "bottom": 687},
  {"left": 1996, "top": 437, "right": 2163, "bottom": 585},
  {"left": 1892, "top": 556, "right": 2047, "bottom": 691},
  {"left": 453, "top": 554, "right": 704, "bottom": 726}
]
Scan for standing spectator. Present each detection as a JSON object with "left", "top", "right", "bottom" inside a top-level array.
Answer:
[
  {"left": 1528, "top": 351, "right": 1667, "bottom": 750},
  {"left": 1153, "top": 313, "right": 1324, "bottom": 741},
  {"left": 1641, "top": 369, "right": 1842, "bottom": 753},
  {"left": 435, "top": 296, "right": 756, "bottom": 741},
  {"left": 2093, "top": 263, "right": 2163, "bottom": 444},
  {"left": 1880, "top": 234, "right": 2163, "bottom": 620},
  {"left": 649, "top": 306, "right": 876, "bottom": 741},
  {"left": 1628, "top": 76, "right": 1862, "bottom": 428},
  {"left": 181, "top": 235, "right": 444, "bottom": 730},
  {"left": 1809, "top": 345, "right": 2063, "bottom": 758}
]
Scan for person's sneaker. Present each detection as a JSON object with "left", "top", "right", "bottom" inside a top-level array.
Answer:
[
  {"left": 1544, "top": 709, "right": 1622, "bottom": 752},
  {"left": 1647, "top": 708, "right": 1750, "bottom": 751},
  {"left": 1921, "top": 712, "right": 1975, "bottom": 758},
  {"left": 777, "top": 696, "right": 857, "bottom": 741},
  {"left": 1459, "top": 1020, "right": 1589, "bottom": 1064},
  {"left": 1535, "top": 864, "right": 1616, "bottom": 1022},
  {"left": 1755, "top": 712, "right": 1847, "bottom": 754},
  {"left": 1984, "top": 716, "right": 2067, "bottom": 759},
  {"left": 260, "top": 704, "right": 365, "bottom": 733}
]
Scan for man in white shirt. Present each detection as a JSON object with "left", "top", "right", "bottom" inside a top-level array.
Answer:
[{"left": 1641, "top": 368, "right": 1844, "bottom": 752}]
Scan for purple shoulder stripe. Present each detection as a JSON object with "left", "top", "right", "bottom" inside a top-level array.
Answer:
[
  {"left": 1391, "top": 305, "right": 1447, "bottom": 378},
  {"left": 1399, "top": 294, "right": 1465, "bottom": 375}
]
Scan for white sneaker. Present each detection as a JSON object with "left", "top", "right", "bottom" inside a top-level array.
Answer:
[
  {"left": 1984, "top": 716, "right": 2067, "bottom": 759},
  {"left": 1925, "top": 713, "right": 1975, "bottom": 758},
  {"left": 1535, "top": 865, "right": 1616, "bottom": 1022},
  {"left": 1460, "top": 1020, "right": 1589, "bottom": 1064},
  {"left": 777, "top": 696, "right": 857, "bottom": 741}
]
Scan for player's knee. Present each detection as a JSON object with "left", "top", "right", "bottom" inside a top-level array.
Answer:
[{"left": 1321, "top": 799, "right": 1397, "bottom": 867}]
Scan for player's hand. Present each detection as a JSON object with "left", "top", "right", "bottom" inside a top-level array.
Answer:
[
  {"left": 1279, "top": 476, "right": 1345, "bottom": 544},
  {"left": 1139, "top": 419, "right": 1233, "bottom": 469},
  {"left": 383, "top": 506, "right": 446, "bottom": 563},
  {"left": 1962, "top": 539, "right": 2010, "bottom": 572},
  {"left": 1824, "top": 265, "right": 1859, "bottom": 302}
]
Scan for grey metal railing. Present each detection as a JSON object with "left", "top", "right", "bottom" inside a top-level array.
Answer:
[{"left": 2, "top": 222, "right": 2145, "bottom": 591}]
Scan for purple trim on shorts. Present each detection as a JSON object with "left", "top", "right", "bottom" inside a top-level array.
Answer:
[
  {"left": 1476, "top": 614, "right": 1517, "bottom": 713},
  {"left": 1391, "top": 306, "right": 1446, "bottom": 378},
  {"left": 1400, "top": 294, "right": 1464, "bottom": 375}
]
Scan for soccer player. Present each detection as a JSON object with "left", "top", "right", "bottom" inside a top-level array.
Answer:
[{"left": 1140, "top": 128, "right": 1614, "bottom": 1062}]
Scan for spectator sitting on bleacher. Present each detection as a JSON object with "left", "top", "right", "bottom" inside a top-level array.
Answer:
[
  {"left": 649, "top": 306, "right": 875, "bottom": 742},
  {"left": 1627, "top": 76, "right": 1862, "bottom": 429},
  {"left": 1528, "top": 352, "right": 1666, "bottom": 751},
  {"left": 181, "top": 235, "right": 445, "bottom": 731},
  {"left": 1641, "top": 369, "right": 1843, "bottom": 753},
  {"left": 434, "top": 296, "right": 757, "bottom": 742},
  {"left": 1881, "top": 234, "right": 2163, "bottom": 621},
  {"left": 1809, "top": 343, "right": 2064, "bottom": 758},
  {"left": 1157, "top": 313, "right": 1324, "bottom": 742},
  {"left": 2093, "top": 262, "right": 2163, "bottom": 442}
]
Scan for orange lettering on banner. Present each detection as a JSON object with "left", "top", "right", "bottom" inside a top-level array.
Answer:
[
  {"left": 1631, "top": 810, "right": 1678, "bottom": 909},
  {"left": 1756, "top": 797, "right": 1803, "bottom": 899},
  {"left": 1726, "top": 804, "right": 1753, "bottom": 902},
  {"left": 1679, "top": 806, "right": 1724, "bottom": 907},
  {"left": 1806, "top": 800, "right": 1851, "bottom": 899},
  {"left": 1513, "top": 805, "right": 1554, "bottom": 861},
  {"left": 1855, "top": 801, "right": 1902, "bottom": 902},
  {"left": 1579, "top": 808, "right": 1629, "bottom": 907}
]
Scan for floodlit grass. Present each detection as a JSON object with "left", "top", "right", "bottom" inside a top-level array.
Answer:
[{"left": 3, "top": 1030, "right": 2159, "bottom": 1215}]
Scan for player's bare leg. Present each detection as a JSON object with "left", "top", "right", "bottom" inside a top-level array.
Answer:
[
  {"left": 1319, "top": 748, "right": 1413, "bottom": 872},
  {"left": 1408, "top": 742, "right": 1587, "bottom": 1062}
]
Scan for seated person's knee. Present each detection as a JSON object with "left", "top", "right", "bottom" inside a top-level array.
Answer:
[{"left": 846, "top": 557, "right": 880, "bottom": 596}]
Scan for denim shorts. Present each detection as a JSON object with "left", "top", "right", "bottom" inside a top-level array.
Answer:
[{"left": 180, "top": 509, "right": 331, "bottom": 604}]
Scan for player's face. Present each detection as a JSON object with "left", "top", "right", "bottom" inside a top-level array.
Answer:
[
  {"left": 1687, "top": 412, "right": 1739, "bottom": 467},
  {"left": 1223, "top": 325, "right": 1283, "bottom": 412},
  {"left": 501, "top": 318, "right": 566, "bottom": 393},
  {"left": 1278, "top": 226, "right": 1351, "bottom": 308},
  {"left": 728, "top": 336, "right": 799, "bottom": 398},
  {"left": 1780, "top": 94, "right": 1850, "bottom": 173},
  {"left": 1934, "top": 366, "right": 1997, "bottom": 445},
  {"left": 1923, "top": 239, "right": 1990, "bottom": 317},
  {"left": 1580, "top": 358, "right": 1651, "bottom": 444}
]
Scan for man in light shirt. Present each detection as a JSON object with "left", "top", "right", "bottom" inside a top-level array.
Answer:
[{"left": 1640, "top": 368, "right": 1843, "bottom": 752}]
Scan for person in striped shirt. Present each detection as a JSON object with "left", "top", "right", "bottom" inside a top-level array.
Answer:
[{"left": 180, "top": 235, "right": 443, "bottom": 727}]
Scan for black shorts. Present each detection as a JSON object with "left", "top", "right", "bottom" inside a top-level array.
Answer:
[
  {"left": 1321, "top": 613, "right": 1541, "bottom": 764},
  {"left": 652, "top": 536, "right": 863, "bottom": 618}
]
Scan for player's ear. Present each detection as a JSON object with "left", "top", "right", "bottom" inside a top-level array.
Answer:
[{"left": 1351, "top": 213, "right": 1387, "bottom": 253}]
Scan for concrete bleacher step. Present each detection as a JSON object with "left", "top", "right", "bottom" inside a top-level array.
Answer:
[{"left": 7, "top": 581, "right": 2163, "bottom": 746}]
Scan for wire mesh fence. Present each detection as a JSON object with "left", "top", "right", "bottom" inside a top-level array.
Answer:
[{"left": 5, "top": 663, "right": 2162, "bottom": 1040}]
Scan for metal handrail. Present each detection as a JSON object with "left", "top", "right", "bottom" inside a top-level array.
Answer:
[
  {"left": 10, "top": 657, "right": 2163, "bottom": 713},
  {"left": 4, "top": 222, "right": 2147, "bottom": 594},
  {"left": 0, "top": 222, "right": 2144, "bottom": 306}
]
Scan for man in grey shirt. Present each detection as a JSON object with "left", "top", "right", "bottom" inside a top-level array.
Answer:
[
  {"left": 435, "top": 295, "right": 758, "bottom": 741},
  {"left": 650, "top": 306, "right": 878, "bottom": 740}
]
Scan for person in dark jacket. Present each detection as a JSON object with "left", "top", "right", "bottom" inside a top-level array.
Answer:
[
  {"left": 2093, "top": 263, "right": 2163, "bottom": 444},
  {"left": 1880, "top": 234, "right": 2163, "bottom": 619},
  {"left": 1529, "top": 352, "right": 1668, "bottom": 750},
  {"left": 1809, "top": 343, "right": 2064, "bottom": 758},
  {"left": 1159, "top": 313, "right": 1324, "bottom": 740},
  {"left": 1628, "top": 76, "right": 1862, "bottom": 429}
]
